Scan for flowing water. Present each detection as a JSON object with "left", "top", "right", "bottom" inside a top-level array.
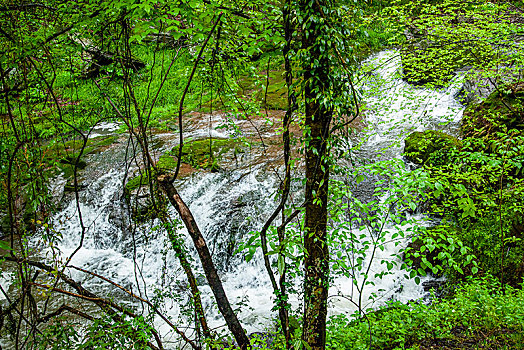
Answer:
[{"left": 5, "top": 50, "right": 467, "bottom": 348}]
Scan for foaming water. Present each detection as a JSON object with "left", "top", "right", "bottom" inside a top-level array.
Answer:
[
  {"left": 358, "top": 50, "right": 463, "bottom": 159},
  {"left": 32, "top": 49, "right": 465, "bottom": 346}
]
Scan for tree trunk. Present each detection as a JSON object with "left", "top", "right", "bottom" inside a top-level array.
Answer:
[
  {"left": 160, "top": 215, "right": 212, "bottom": 340},
  {"left": 157, "top": 175, "right": 250, "bottom": 350},
  {"left": 300, "top": 0, "right": 331, "bottom": 349}
]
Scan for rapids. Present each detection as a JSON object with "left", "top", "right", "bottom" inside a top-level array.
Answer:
[{"left": 14, "top": 50, "right": 466, "bottom": 347}]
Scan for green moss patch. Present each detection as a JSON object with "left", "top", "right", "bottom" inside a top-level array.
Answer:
[
  {"left": 404, "top": 130, "right": 461, "bottom": 165},
  {"left": 124, "top": 137, "right": 244, "bottom": 194},
  {"left": 125, "top": 171, "right": 153, "bottom": 194},
  {"left": 170, "top": 137, "right": 242, "bottom": 171},
  {"left": 43, "top": 135, "right": 118, "bottom": 177},
  {"left": 206, "top": 69, "right": 288, "bottom": 111}
]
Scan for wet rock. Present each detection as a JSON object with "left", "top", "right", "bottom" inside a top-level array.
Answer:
[
  {"left": 59, "top": 156, "right": 87, "bottom": 170},
  {"left": 143, "top": 32, "right": 182, "bottom": 47},
  {"left": 63, "top": 181, "right": 88, "bottom": 193},
  {"left": 455, "top": 74, "right": 497, "bottom": 105},
  {"left": 422, "top": 279, "right": 446, "bottom": 292},
  {"left": 107, "top": 202, "right": 131, "bottom": 230},
  {"left": 170, "top": 137, "right": 244, "bottom": 172},
  {"left": 82, "top": 48, "right": 145, "bottom": 79},
  {"left": 404, "top": 130, "right": 461, "bottom": 165}
]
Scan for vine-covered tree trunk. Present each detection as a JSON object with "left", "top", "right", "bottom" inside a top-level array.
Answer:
[{"left": 300, "top": 0, "right": 331, "bottom": 348}]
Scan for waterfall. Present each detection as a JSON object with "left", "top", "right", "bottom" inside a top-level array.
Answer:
[{"left": 24, "top": 49, "right": 465, "bottom": 346}]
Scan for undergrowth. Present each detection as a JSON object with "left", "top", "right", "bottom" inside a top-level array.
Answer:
[{"left": 327, "top": 278, "right": 524, "bottom": 350}]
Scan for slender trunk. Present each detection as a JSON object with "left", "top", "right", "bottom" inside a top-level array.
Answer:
[
  {"left": 160, "top": 216, "right": 212, "bottom": 340},
  {"left": 301, "top": 0, "right": 331, "bottom": 348},
  {"left": 157, "top": 175, "right": 250, "bottom": 350}
]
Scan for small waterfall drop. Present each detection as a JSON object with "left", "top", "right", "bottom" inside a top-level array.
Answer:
[{"left": 31, "top": 50, "right": 465, "bottom": 345}]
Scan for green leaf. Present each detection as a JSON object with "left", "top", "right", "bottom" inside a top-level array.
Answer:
[
  {"left": 0, "top": 240, "right": 12, "bottom": 251},
  {"left": 277, "top": 255, "right": 285, "bottom": 276}
]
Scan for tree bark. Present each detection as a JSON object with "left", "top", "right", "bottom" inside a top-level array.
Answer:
[
  {"left": 160, "top": 216, "right": 212, "bottom": 340},
  {"left": 157, "top": 175, "right": 250, "bottom": 350},
  {"left": 300, "top": 0, "right": 331, "bottom": 348}
]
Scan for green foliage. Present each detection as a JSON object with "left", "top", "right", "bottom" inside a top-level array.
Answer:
[
  {"left": 3, "top": 0, "right": 523, "bottom": 349},
  {"left": 404, "top": 225, "right": 478, "bottom": 279},
  {"left": 33, "top": 315, "right": 155, "bottom": 350},
  {"left": 329, "top": 157, "right": 433, "bottom": 307},
  {"left": 446, "top": 213, "right": 524, "bottom": 286},
  {"left": 413, "top": 86, "right": 524, "bottom": 285},
  {"left": 327, "top": 278, "right": 524, "bottom": 350},
  {"left": 388, "top": 0, "right": 523, "bottom": 87},
  {"left": 170, "top": 137, "right": 243, "bottom": 171},
  {"left": 404, "top": 130, "right": 461, "bottom": 166},
  {"left": 462, "top": 82, "right": 524, "bottom": 140}
]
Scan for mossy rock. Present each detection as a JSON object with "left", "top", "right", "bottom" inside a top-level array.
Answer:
[
  {"left": 59, "top": 156, "right": 87, "bottom": 170},
  {"left": 124, "top": 138, "right": 244, "bottom": 198},
  {"left": 123, "top": 170, "right": 168, "bottom": 222},
  {"left": 64, "top": 181, "right": 88, "bottom": 193},
  {"left": 46, "top": 135, "right": 118, "bottom": 159},
  {"left": 171, "top": 137, "right": 241, "bottom": 171},
  {"left": 129, "top": 197, "right": 167, "bottom": 223},
  {"left": 404, "top": 130, "right": 461, "bottom": 165},
  {"left": 236, "top": 70, "right": 288, "bottom": 110},
  {"left": 125, "top": 171, "right": 153, "bottom": 194},
  {"left": 462, "top": 82, "right": 524, "bottom": 140},
  {"left": 261, "top": 71, "right": 287, "bottom": 110},
  {"left": 45, "top": 135, "right": 118, "bottom": 178},
  {"left": 157, "top": 154, "right": 178, "bottom": 172}
]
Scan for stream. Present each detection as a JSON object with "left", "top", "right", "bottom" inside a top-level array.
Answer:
[{"left": 4, "top": 50, "right": 467, "bottom": 348}]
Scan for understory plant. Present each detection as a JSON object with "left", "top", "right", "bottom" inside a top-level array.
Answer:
[{"left": 327, "top": 277, "right": 524, "bottom": 350}]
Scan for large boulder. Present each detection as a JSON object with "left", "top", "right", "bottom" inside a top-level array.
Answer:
[{"left": 404, "top": 130, "right": 461, "bottom": 165}]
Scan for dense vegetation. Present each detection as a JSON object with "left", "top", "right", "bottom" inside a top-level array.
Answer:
[{"left": 1, "top": 0, "right": 523, "bottom": 349}]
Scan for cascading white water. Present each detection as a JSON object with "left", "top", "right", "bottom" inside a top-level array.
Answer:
[
  {"left": 29, "top": 50, "right": 466, "bottom": 346},
  {"left": 324, "top": 50, "right": 464, "bottom": 314}
]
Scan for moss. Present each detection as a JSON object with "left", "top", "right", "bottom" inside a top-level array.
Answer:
[
  {"left": 260, "top": 71, "right": 287, "bottom": 110},
  {"left": 125, "top": 171, "right": 153, "bottom": 194},
  {"left": 213, "top": 69, "right": 288, "bottom": 111},
  {"left": 47, "top": 135, "right": 118, "bottom": 157},
  {"left": 59, "top": 156, "right": 87, "bottom": 170},
  {"left": 404, "top": 130, "right": 461, "bottom": 165},
  {"left": 462, "top": 82, "right": 524, "bottom": 140},
  {"left": 171, "top": 137, "right": 241, "bottom": 171},
  {"left": 157, "top": 154, "right": 178, "bottom": 171},
  {"left": 124, "top": 138, "right": 243, "bottom": 195}
]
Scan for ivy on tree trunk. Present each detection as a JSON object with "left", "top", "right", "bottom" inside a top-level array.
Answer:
[{"left": 300, "top": 0, "right": 332, "bottom": 348}]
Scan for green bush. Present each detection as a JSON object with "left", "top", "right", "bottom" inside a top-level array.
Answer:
[{"left": 327, "top": 278, "right": 524, "bottom": 350}]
